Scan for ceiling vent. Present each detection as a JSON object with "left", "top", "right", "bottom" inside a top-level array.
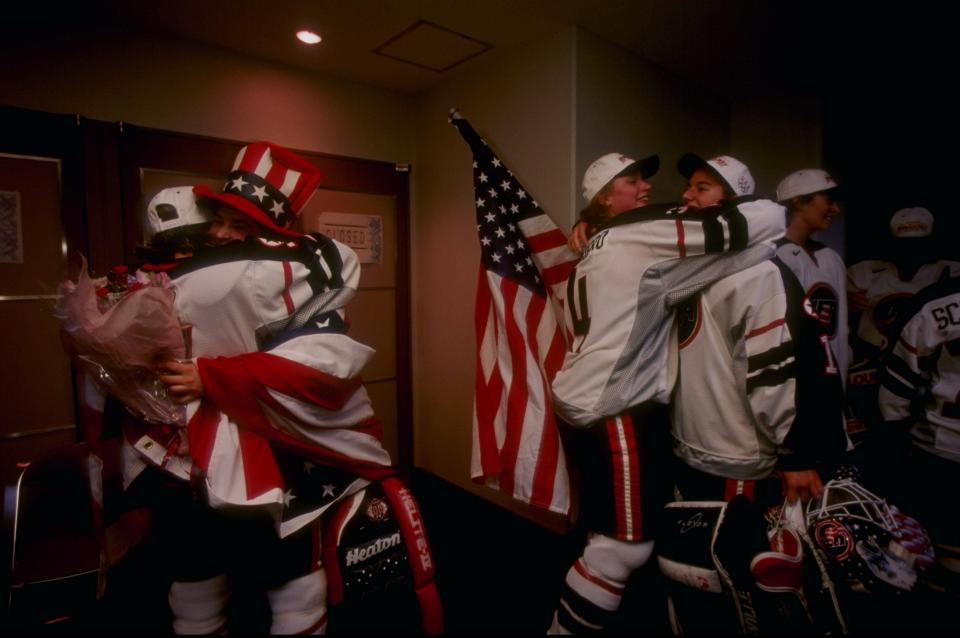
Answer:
[{"left": 373, "top": 20, "right": 492, "bottom": 72}]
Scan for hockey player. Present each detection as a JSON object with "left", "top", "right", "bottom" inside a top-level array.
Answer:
[
  {"left": 670, "top": 155, "right": 847, "bottom": 504},
  {"left": 661, "top": 155, "right": 848, "bottom": 634},
  {"left": 847, "top": 207, "right": 960, "bottom": 442},
  {"left": 879, "top": 274, "right": 960, "bottom": 601},
  {"left": 548, "top": 152, "right": 786, "bottom": 634},
  {"left": 774, "top": 168, "right": 849, "bottom": 400},
  {"left": 127, "top": 143, "right": 394, "bottom": 635}
]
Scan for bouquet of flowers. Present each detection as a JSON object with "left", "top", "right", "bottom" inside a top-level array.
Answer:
[{"left": 57, "top": 258, "right": 188, "bottom": 425}]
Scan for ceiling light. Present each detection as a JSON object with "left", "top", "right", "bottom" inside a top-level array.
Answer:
[{"left": 296, "top": 30, "right": 322, "bottom": 45}]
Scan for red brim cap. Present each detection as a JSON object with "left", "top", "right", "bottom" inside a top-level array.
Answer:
[{"left": 193, "top": 184, "right": 305, "bottom": 239}]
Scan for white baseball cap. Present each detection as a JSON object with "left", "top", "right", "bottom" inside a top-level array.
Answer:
[
  {"left": 889, "top": 207, "right": 934, "bottom": 238},
  {"left": 678, "top": 153, "right": 755, "bottom": 196},
  {"left": 582, "top": 152, "right": 659, "bottom": 203},
  {"left": 145, "top": 186, "right": 212, "bottom": 239},
  {"left": 776, "top": 169, "right": 839, "bottom": 202}
]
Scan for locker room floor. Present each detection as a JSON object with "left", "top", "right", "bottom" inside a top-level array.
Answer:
[{"left": 9, "top": 468, "right": 956, "bottom": 636}]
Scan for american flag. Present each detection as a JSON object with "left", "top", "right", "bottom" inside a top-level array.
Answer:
[{"left": 450, "top": 112, "right": 578, "bottom": 515}]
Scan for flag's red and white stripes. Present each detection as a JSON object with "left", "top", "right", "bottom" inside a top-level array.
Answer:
[
  {"left": 471, "top": 212, "right": 576, "bottom": 515},
  {"left": 453, "top": 114, "right": 578, "bottom": 516}
]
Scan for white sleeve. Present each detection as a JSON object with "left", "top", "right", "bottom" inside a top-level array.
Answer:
[
  {"left": 879, "top": 313, "right": 929, "bottom": 422},
  {"left": 636, "top": 198, "right": 785, "bottom": 262}
]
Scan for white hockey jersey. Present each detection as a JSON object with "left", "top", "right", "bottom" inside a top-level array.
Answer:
[
  {"left": 847, "top": 259, "right": 960, "bottom": 351},
  {"left": 774, "top": 238, "right": 850, "bottom": 386},
  {"left": 551, "top": 197, "right": 786, "bottom": 427},
  {"left": 671, "top": 262, "right": 796, "bottom": 479},
  {"left": 879, "top": 276, "right": 960, "bottom": 463}
]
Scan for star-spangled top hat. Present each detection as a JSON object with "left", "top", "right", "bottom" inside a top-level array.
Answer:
[{"left": 194, "top": 141, "right": 322, "bottom": 238}]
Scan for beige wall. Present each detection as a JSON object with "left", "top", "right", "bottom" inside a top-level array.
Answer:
[
  {"left": 411, "top": 28, "right": 577, "bottom": 530},
  {"left": 575, "top": 29, "right": 729, "bottom": 206},
  {"left": 730, "top": 93, "right": 843, "bottom": 256},
  {"left": 410, "top": 27, "right": 740, "bottom": 529},
  {"left": 0, "top": 28, "right": 415, "bottom": 163},
  {"left": 730, "top": 92, "right": 822, "bottom": 199}
]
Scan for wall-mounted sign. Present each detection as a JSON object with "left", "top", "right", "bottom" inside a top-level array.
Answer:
[{"left": 313, "top": 212, "right": 383, "bottom": 264}]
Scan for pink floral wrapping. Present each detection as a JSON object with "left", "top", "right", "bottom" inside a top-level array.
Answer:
[{"left": 57, "top": 258, "right": 187, "bottom": 425}]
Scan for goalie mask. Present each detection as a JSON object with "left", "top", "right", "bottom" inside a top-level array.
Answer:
[{"left": 806, "top": 471, "right": 934, "bottom": 594}]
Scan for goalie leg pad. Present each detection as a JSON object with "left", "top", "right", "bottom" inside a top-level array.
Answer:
[
  {"left": 656, "top": 500, "right": 741, "bottom": 634},
  {"left": 322, "top": 478, "right": 442, "bottom": 634},
  {"left": 380, "top": 476, "right": 443, "bottom": 634},
  {"left": 656, "top": 500, "right": 727, "bottom": 593},
  {"left": 714, "top": 495, "right": 816, "bottom": 634}
]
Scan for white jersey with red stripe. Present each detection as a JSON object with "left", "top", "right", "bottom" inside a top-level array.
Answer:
[
  {"left": 879, "top": 276, "right": 960, "bottom": 463},
  {"left": 551, "top": 197, "right": 785, "bottom": 427},
  {"left": 847, "top": 259, "right": 960, "bottom": 351},
  {"left": 774, "top": 239, "right": 850, "bottom": 386},
  {"left": 671, "top": 261, "right": 797, "bottom": 480},
  {"left": 173, "top": 234, "right": 360, "bottom": 356},
  {"left": 121, "top": 234, "right": 393, "bottom": 535}
]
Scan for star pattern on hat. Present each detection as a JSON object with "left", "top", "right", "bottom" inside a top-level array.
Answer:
[
  {"left": 251, "top": 185, "right": 268, "bottom": 202},
  {"left": 230, "top": 176, "right": 247, "bottom": 191}
]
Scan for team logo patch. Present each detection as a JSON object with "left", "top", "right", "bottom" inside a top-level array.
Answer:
[
  {"left": 676, "top": 296, "right": 702, "bottom": 349},
  {"left": 803, "top": 283, "right": 839, "bottom": 336},
  {"left": 366, "top": 497, "right": 390, "bottom": 522},
  {"left": 814, "top": 519, "right": 854, "bottom": 561},
  {"left": 872, "top": 292, "right": 913, "bottom": 341}
]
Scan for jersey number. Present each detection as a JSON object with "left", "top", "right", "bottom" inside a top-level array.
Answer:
[
  {"left": 819, "top": 334, "right": 839, "bottom": 375},
  {"left": 567, "top": 275, "right": 591, "bottom": 337}
]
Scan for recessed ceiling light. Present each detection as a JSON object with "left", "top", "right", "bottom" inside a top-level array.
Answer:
[{"left": 296, "top": 30, "right": 322, "bottom": 45}]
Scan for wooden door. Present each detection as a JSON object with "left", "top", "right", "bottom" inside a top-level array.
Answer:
[{"left": 0, "top": 106, "right": 89, "bottom": 486}]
